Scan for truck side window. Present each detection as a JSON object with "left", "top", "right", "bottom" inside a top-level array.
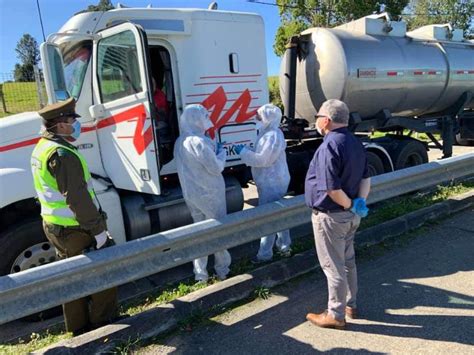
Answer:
[
  {"left": 63, "top": 44, "right": 91, "bottom": 99},
  {"left": 97, "top": 30, "right": 143, "bottom": 103}
]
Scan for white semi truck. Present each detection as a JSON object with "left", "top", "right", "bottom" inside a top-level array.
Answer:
[{"left": 0, "top": 5, "right": 472, "bottom": 275}]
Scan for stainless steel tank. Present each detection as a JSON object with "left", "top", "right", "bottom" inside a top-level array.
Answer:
[{"left": 280, "top": 14, "right": 474, "bottom": 123}]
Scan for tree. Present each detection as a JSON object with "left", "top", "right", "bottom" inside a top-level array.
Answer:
[
  {"left": 14, "top": 63, "right": 35, "bottom": 82},
  {"left": 14, "top": 34, "right": 40, "bottom": 82},
  {"left": 274, "top": 0, "right": 409, "bottom": 56},
  {"left": 84, "top": 0, "right": 114, "bottom": 12},
  {"left": 406, "top": 0, "right": 474, "bottom": 36},
  {"left": 268, "top": 76, "right": 283, "bottom": 111}
]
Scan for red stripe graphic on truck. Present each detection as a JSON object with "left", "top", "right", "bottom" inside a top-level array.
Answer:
[
  {"left": 201, "top": 86, "right": 257, "bottom": 139},
  {"left": 96, "top": 104, "right": 151, "bottom": 155},
  {"left": 0, "top": 104, "right": 149, "bottom": 155},
  {"left": 1, "top": 84, "right": 258, "bottom": 153},
  {"left": 0, "top": 137, "right": 41, "bottom": 152}
]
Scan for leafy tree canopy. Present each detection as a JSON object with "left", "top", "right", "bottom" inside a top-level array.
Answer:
[
  {"left": 14, "top": 34, "right": 40, "bottom": 82},
  {"left": 274, "top": 0, "right": 409, "bottom": 56},
  {"left": 84, "top": 0, "right": 114, "bottom": 12},
  {"left": 15, "top": 34, "right": 40, "bottom": 67},
  {"left": 406, "top": 0, "right": 474, "bottom": 36}
]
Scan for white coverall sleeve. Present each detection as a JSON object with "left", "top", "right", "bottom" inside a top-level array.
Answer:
[
  {"left": 184, "top": 137, "right": 226, "bottom": 175},
  {"left": 240, "top": 131, "right": 283, "bottom": 168}
]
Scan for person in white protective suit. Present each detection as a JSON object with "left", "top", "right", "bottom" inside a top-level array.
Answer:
[
  {"left": 173, "top": 104, "right": 231, "bottom": 282},
  {"left": 234, "top": 104, "right": 291, "bottom": 263}
]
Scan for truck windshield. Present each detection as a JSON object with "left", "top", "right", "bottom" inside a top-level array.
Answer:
[{"left": 61, "top": 41, "right": 92, "bottom": 99}]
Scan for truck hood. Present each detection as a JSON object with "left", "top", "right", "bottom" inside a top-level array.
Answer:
[
  {"left": 0, "top": 112, "right": 42, "bottom": 150},
  {"left": 0, "top": 112, "right": 42, "bottom": 208}
]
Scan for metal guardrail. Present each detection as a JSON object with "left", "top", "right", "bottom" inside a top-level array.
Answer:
[{"left": 0, "top": 154, "right": 473, "bottom": 324}]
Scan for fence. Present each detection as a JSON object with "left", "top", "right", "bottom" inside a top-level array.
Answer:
[
  {"left": 0, "top": 66, "right": 46, "bottom": 118},
  {"left": 0, "top": 154, "right": 473, "bottom": 324}
]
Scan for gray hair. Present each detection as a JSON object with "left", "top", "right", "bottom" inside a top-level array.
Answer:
[{"left": 317, "top": 99, "right": 350, "bottom": 124}]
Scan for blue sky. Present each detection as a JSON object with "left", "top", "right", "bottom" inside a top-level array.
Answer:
[{"left": 0, "top": 0, "right": 282, "bottom": 76}]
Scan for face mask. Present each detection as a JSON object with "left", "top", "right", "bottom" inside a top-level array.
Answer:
[
  {"left": 70, "top": 120, "right": 81, "bottom": 140},
  {"left": 48, "top": 120, "right": 81, "bottom": 140}
]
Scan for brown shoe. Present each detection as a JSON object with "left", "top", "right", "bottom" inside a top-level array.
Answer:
[
  {"left": 306, "top": 311, "right": 345, "bottom": 330},
  {"left": 345, "top": 306, "right": 357, "bottom": 319}
]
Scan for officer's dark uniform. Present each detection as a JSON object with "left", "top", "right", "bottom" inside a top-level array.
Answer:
[{"left": 33, "top": 99, "right": 118, "bottom": 335}]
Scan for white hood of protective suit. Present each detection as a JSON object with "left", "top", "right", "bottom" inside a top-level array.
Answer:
[
  {"left": 257, "top": 104, "right": 282, "bottom": 131},
  {"left": 178, "top": 104, "right": 213, "bottom": 136},
  {"left": 240, "top": 103, "right": 290, "bottom": 203}
]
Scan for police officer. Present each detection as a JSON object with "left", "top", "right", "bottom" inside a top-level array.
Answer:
[
  {"left": 31, "top": 98, "right": 118, "bottom": 335},
  {"left": 304, "top": 99, "right": 371, "bottom": 330}
]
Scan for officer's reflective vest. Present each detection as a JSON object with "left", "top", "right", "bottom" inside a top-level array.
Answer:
[{"left": 31, "top": 138, "right": 95, "bottom": 226}]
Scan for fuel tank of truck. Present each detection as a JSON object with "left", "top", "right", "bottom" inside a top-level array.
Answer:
[{"left": 280, "top": 13, "right": 474, "bottom": 123}]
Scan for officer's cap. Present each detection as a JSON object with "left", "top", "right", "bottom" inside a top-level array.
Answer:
[{"left": 38, "top": 98, "right": 81, "bottom": 121}]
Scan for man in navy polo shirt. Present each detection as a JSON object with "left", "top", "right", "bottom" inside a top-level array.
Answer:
[{"left": 305, "top": 99, "right": 371, "bottom": 330}]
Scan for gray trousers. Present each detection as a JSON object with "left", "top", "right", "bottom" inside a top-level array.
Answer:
[{"left": 311, "top": 210, "right": 361, "bottom": 321}]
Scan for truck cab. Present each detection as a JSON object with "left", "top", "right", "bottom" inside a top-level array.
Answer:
[{"left": 0, "top": 7, "right": 268, "bottom": 275}]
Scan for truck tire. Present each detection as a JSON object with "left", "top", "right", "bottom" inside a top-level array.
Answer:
[
  {"left": 392, "top": 139, "right": 428, "bottom": 170},
  {"left": 366, "top": 151, "right": 385, "bottom": 176},
  {"left": 0, "top": 218, "right": 57, "bottom": 276},
  {"left": 0, "top": 218, "right": 62, "bottom": 321},
  {"left": 455, "top": 133, "right": 473, "bottom": 146}
]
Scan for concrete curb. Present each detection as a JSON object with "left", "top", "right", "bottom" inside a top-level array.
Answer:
[{"left": 36, "top": 191, "right": 474, "bottom": 354}]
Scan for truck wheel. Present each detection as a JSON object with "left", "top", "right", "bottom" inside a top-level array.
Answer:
[
  {"left": 0, "top": 219, "right": 62, "bottom": 321},
  {"left": 455, "top": 133, "right": 472, "bottom": 146},
  {"left": 0, "top": 218, "right": 57, "bottom": 276},
  {"left": 392, "top": 139, "right": 428, "bottom": 170},
  {"left": 366, "top": 151, "right": 385, "bottom": 176}
]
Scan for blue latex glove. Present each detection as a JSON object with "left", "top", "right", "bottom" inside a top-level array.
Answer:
[
  {"left": 350, "top": 198, "right": 369, "bottom": 218},
  {"left": 234, "top": 144, "right": 245, "bottom": 154}
]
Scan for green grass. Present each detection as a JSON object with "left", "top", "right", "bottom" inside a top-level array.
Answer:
[
  {"left": 113, "top": 335, "right": 142, "bottom": 355},
  {"left": 268, "top": 76, "right": 282, "bottom": 110},
  {"left": 0, "top": 327, "right": 71, "bottom": 355},
  {"left": 121, "top": 278, "right": 210, "bottom": 316},
  {"left": 360, "top": 182, "right": 474, "bottom": 230},
  {"left": 0, "top": 82, "right": 46, "bottom": 118},
  {"left": 254, "top": 286, "right": 271, "bottom": 300}
]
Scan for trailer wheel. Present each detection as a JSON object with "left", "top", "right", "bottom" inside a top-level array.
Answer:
[
  {"left": 366, "top": 151, "right": 385, "bottom": 176},
  {"left": 392, "top": 139, "right": 428, "bottom": 170}
]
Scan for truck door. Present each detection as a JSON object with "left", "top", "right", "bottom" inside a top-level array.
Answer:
[{"left": 90, "top": 23, "right": 160, "bottom": 195}]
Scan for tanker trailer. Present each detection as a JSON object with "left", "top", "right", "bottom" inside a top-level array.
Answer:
[{"left": 280, "top": 13, "right": 474, "bottom": 177}]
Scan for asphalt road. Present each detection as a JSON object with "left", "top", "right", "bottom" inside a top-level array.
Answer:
[{"left": 139, "top": 208, "right": 474, "bottom": 354}]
